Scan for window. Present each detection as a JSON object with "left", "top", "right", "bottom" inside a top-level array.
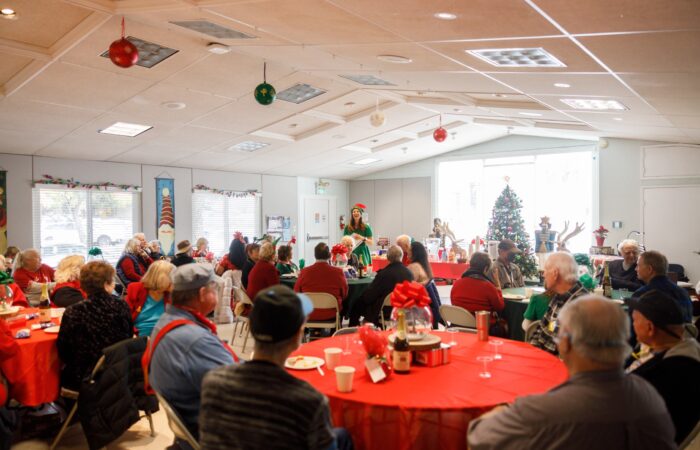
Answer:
[
  {"left": 33, "top": 187, "right": 140, "bottom": 266},
  {"left": 192, "top": 191, "right": 259, "bottom": 256},
  {"left": 437, "top": 150, "right": 593, "bottom": 253}
]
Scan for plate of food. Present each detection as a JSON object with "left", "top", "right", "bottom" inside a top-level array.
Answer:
[
  {"left": 503, "top": 293, "right": 526, "bottom": 300},
  {"left": 44, "top": 325, "right": 61, "bottom": 334},
  {"left": 280, "top": 273, "right": 297, "bottom": 279},
  {"left": 285, "top": 356, "right": 324, "bottom": 370},
  {"left": 0, "top": 305, "right": 20, "bottom": 317}
]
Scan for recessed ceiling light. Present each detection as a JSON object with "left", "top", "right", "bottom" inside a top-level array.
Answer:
[
  {"left": 1, "top": 7, "right": 17, "bottom": 19},
  {"left": 276, "top": 83, "right": 326, "bottom": 104},
  {"left": 467, "top": 47, "right": 566, "bottom": 68},
  {"left": 99, "top": 122, "right": 152, "bottom": 137},
  {"left": 206, "top": 42, "right": 231, "bottom": 54},
  {"left": 554, "top": 83, "right": 571, "bottom": 88},
  {"left": 340, "top": 74, "right": 395, "bottom": 86},
  {"left": 344, "top": 101, "right": 356, "bottom": 107},
  {"left": 613, "top": 117, "right": 623, "bottom": 121},
  {"left": 377, "top": 54, "right": 413, "bottom": 64},
  {"left": 434, "top": 12, "right": 457, "bottom": 20},
  {"left": 230, "top": 141, "right": 270, "bottom": 152},
  {"left": 560, "top": 98, "right": 628, "bottom": 110},
  {"left": 519, "top": 112, "right": 542, "bottom": 117},
  {"left": 161, "top": 101, "right": 186, "bottom": 110},
  {"left": 353, "top": 158, "right": 380, "bottom": 166}
]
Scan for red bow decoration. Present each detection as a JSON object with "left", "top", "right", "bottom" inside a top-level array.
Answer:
[
  {"left": 358, "top": 324, "right": 388, "bottom": 357},
  {"left": 331, "top": 244, "right": 348, "bottom": 256},
  {"left": 390, "top": 280, "right": 431, "bottom": 308},
  {"left": 470, "top": 238, "right": 485, "bottom": 245}
]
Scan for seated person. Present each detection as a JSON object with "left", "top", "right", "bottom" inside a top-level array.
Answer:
[
  {"left": 468, "top": 296, "right": 676, "bottom": 450},
  {"left": 490, "top": 239, "right": 524, "bottom": 289},
  {"left": 451, "top": 252, "right": 504, "bottom": 321},
  {"left": 294, "top": 243, "right": 348, "bottom": 321},
  {"left": 116, "top": 239, "right": 152, "bottom": 286},
  {"left": 521, "top": 291, "right": 552, "bottom": 331},
  {"left": 199, "top": 285, "right": 352, "bottom": 450},
  {"left": 339, "top": 236, "right": 359, "bottom": 269},
  {"left": 192, "top": 237, "right": 209, "bottom": 258},
  {"left": 56, "top": 261, "right": 133, "bottom": 390},
  {"left": 13, "top": 249, "right": 55, "bottom": 306},
  {"left": 147, "top": 240, "right": 165, "bottom": 261},
  {"left": 51, "top": 255, "right": 86, "bottom": 308},
  {"left": 275, "top": 244, "right": 298, "bottom": 275},
  {"left": 216, "top": 232, "right": 246, "bottom": 276},
  {"left": 597, "top": 239, "right": 643, "bottom": 290},
  {"left": 0, "top": 320, "right": 19, "bottom": 450},
  {"left": 148, "top": 264, "right": 236, "bottom": 439},
  {"left": 395, "top": 234, "right": 412, "bottom": 266},
  {"left": 0, "top": 256, "right": 28, "bottom": 307},
  {"left": 628, "top": 290, "right": 700, "bottom": 444},
  {"left": 634, "top": 250, "right": 692, "bottom": 322},
  {"left": 247, "top": 243, "right": 279, "bottom": 301},
  {"left": 407, "top": 242, "right": 442, "bottom": 328},
  {"left": 349, "top": 245, "right": 412, "bottom": 326},
  {"left": 241, "top": 243, "right": 260, "bottom": 289},
  {"left": 125, "top": 260, "right": 174, "bottom": 337},
  {"left": 3, "top": 246, "right": 19, "bottom": 274},
  {"left": 172, "top": 240, "right": 196, "bottom": 267}
]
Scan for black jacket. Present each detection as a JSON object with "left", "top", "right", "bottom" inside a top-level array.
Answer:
[
  {"left": 78, "top": 336, "right": 159, "bottom": 450},
  {"left": 171, "top": 253, "right": 195, "bottom": 267},
  {"left": 52, "top": 286, "right": 84, "bottom": 308},
  {"left": 242, "top": 258, "right": 256, "bottom": 289},
  {"left": 350, "top": 261, "right": 413, "bottom": 326},
  {"left": 597, "top": 259, "right": 643, "bottom": 290}
]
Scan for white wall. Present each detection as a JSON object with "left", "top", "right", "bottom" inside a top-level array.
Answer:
[{"left": 0, "top": 154, "right": 33, "bottom": 249}]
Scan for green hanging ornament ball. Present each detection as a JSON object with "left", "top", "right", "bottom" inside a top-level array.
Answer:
[{"left": 254, "top": 82, "right": 276, "bottom": 105}]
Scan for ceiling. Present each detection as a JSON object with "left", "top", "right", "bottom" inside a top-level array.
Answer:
[{"left": 0, "top": 0, "right": 698, "bottom": 179}]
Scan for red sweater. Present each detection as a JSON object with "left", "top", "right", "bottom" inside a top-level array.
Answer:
[
  {"left": 125, "top": 281, "right": 171, "bottom": 323},
  {"left": 294, "top": 262, "right": 348, "bottom": 320},
  {"left": 247, "top": 261, "right": 280, "bottom": 302},
  {"left": 450, "top": 276, "right": 504, "bottom": 321},
  {"left": 14, "top": 264, "right": 55, "bottom": 291}
]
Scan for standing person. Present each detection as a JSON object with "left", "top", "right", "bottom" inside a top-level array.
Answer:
[
  {"left": 241, "top": 243, "right": 260, "bottom": 289},
  {"left": 343, "top": 203, "right": 373, "bottom": 267},
  {"left": 246, "top": 243, "right": 279, "bottom": 301},
  {"left": 172, "top": 240, "right": 196, "bottom": 267},
  {"left": 125, "top": 260, "right": 175, "bottom": 337},
  {"left": 468, "top": 296, "right": 676, "bottom": 450},
  {"left": 407, "top": 241, "right": 442, "bottom": 328},
  {"left": 490, "top": 239, "right": 525, "bottom": 289},
  {"left": 13, "top": 248, "right": 55, "bottom": 306},
  {"left": 116, "top": 239, "right": 150, "bottom": 287},
  {"left": 51, "top": 255, "right": 87, "bottom": 307},
  {"left": 275, "top": 245, "right": 298, "bottom": 275},
  {"left": 451, "top": 252, "right": 504, "bottom": 320}
]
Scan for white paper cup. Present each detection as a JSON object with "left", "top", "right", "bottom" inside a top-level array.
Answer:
[
  {"left": 324, "top": 347, "right": 342, "bottom": 370},
  {"left": 335, "top": 366, "right": 355, "bottom": 393}
]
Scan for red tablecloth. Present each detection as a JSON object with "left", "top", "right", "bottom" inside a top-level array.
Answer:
[
  {"left": 289, "top": 331, "right": 567, "bottom": 450},
  {"left": 1, "top": 308, "right": 61, "bottom": 406},
  {"left": 372, "top": 258, "right": 469, "bottom": 281}
]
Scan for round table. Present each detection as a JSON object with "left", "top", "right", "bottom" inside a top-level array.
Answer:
[
  {"left": 1, "top": 308, "right": 61, "bottom": 406},
  {"left": 280, "top": 276, "right": 374, "bottom": 317},
  {"left": 288, "top": 331, "right": 567, "bottom": 450},
  {"left": 372, "top": 258, "right": 468, "bottom": 283}
]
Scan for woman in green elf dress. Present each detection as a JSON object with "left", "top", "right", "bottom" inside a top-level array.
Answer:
[{"left": 343, "top": 203, "right": 373, "bottom": 267}]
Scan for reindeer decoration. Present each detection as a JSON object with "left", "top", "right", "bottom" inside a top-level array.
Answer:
[{"left": 556, "top": 221, "right": 585, "bottom": 252}]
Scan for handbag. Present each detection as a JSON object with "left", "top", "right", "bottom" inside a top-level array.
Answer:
[{"left": 489, "top": 312, "right": 509, "bottom": 338}]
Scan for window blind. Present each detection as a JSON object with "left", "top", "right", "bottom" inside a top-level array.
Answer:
[{"left": 192, "top": 191, "right": 259, "bottom": 256}]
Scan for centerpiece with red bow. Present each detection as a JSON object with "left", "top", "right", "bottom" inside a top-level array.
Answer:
[
  {"left": 358, "top": 324, "right": 392, "bottom": 381},
  {"left": 389, "top": 281, "right": 433, "bottom": 340},
  {"left": 331, "top": 243, "right": 349, "bottom": 266}
]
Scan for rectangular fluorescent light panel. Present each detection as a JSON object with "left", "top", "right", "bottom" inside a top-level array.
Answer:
[
  {"left": 339, "top": 75, "right": 395, "bottom": 86},
  {"left": 276, "top": 83, "right": 326, "bottom": 104},
  {"left": 231, "top": 141, "right": 270, "bottom": 152},
  {"left": 100, "top": 37, "right": 178, "bottom": 69},
  {"left": 353, "top": 158, "right": 380, "bottom": 165},
  {"left": 560, "top": 98, "right": 628, "bottom": 111},
  {"left": 170, "top": 20, "right": 256, "bottom": 40},
  {"left": 467, "top": 47, "right": 566, "bottom": 68},
  {"left": 99, "top": 122, "right": 152, "bottom": 137}
]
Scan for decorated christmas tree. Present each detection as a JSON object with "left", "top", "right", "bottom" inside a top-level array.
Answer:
[{"left": 485, "top": 184, "right": 538, "bottom": 279}]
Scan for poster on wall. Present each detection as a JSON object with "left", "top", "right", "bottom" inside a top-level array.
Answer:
[
  {"left": 266, "top": 215, "right": 292, "bottom": 242},
  {"left": 156, "top": 178, "right": 175, "bottom": 256},
  {"left": 0, "top": 171, "right": 6, "bottom": 254}
]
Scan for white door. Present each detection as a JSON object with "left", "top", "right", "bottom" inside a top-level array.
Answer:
[{"left": 303, "top": 197, "right": 331, "bottom": 264}]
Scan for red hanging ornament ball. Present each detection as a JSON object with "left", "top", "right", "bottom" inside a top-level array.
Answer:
[
  {"left": 109, "top": 37, "right": 139, "bottom": 68},
  {"left": 433, "top": 127, "right": 447, "bottom": 143}
]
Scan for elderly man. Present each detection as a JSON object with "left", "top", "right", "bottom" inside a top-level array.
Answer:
[
  {"left": 598, "top": 239, "right": 642, "bottom": 290},
  {"left": 294, "top": 242, "right": 348, "bottom": 322},
  {"left": 147, "top": 264, "right": 236, "bottom": 440},
  {"left": 12, "top": 248, "right": 55, "bottom": 306},
  {"left": 200, "top": 285, "right": 353, "bottom": 450},
  {"left": 395, "top": 235, "right": 411, "bottom": 266},
  {"left": 349, "top": 245, "right": 413, "bottom": 326},
  {"left": 628, "top": 290, "right": 700, "bottom": 444},
  {"left": 490, "top": 239, "right": 524, "bottom": 289},
  {"left": 468, "top": 296, "right": 676, "bottom": 450},
  {"left": 634, "top": 250, "right": 692, "bottom": 322},
  {"left": 529, "top": 252, "right": 588, "bottom": 355}
]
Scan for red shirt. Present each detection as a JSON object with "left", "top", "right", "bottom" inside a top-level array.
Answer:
[
  {"left": 14, "top": 264, "right": 55, "bottom": 291},
  {"left": 294, "top": 261, "right": 348, "bottom": 320},
  {"left": 247, "top": 260, "right": 280, "bottom": 301},
  {"left": 450, "top": 276, "right": 504, "bottom": 321}
]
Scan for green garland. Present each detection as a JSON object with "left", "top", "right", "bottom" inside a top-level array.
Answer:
[
  {"left": 33, "top": 174, "right": 141, "bottom": 191},
  {"left": 193, "top": 184, "right": 258, "bottom": 198}
]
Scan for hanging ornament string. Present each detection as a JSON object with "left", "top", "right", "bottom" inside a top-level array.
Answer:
[{"left": 121, "top": 16, "right": 125, "bottom": 39}]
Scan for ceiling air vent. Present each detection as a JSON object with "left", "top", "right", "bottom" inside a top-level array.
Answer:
[
  {"left": 101, "top": 37, "right": 178, "bottom": 68},
  {"left": 340, "top": 74, "right": 395, "bottom": 86},
  {"left": 467, "top": 48, "right": 565, "bottom": 68},
  {"left": 170, "top": 20, "right": 256, "bottom": 40},
  {"left": 276, "top": 83, "right": 326, "bottom": 104}
]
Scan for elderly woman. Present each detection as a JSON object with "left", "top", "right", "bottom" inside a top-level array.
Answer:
[
  {"left": 56, "top": 261, "right": 133, "bottom": 390},
  {"left": 407, "top": 241, "right": 442, "bottom": 328},
  {"left": 126, "top": 260, "right": 174, "bottom": 337},
  {"left": 597, "top": 239, "right": 643, "bottom": 290},
  {"left": 340, "top": 236, "right": 359, "bottom": 268},
  {"left": 451, "top": 252, "right": 504, "bottom": 321},
  {"left": 52, "top": 255, "right": 87, "bottom": 307},
  {"left": 116, "top": 238, "right": 151, "bottom": 286},
  {"left": 193, "top": 237, "right": 209, "bottom": 258},
  {"left": 13, "top": 248, "right": 55, "bottom": 306},
  {"left": 275, "top": 245, "right": 298, "bottom": 275},
  {"left": 246, "top": 242, "right": 279, "bottom": 301},
  {"left": 0, "top": 256, "right": 28, "bottom": 307},
  {"left": 148, "top": 240, "right": 165, "bottom": 261}
]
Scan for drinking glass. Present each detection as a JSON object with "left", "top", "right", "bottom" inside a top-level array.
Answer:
[
  {"left": 477, "top": 356, "right": 493, "bottom": 379},
  {"left": 447, "top": 329, "right": 458, "bottom": 347},
  {"left": 618, "top": 288, "right": 630, "bottom": 300},
  {"left": 343, "top": 336, "right": 352, "bottom": 355},
  {"left": 490, "top": 339, "right": 503, "bottom": 360}
]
